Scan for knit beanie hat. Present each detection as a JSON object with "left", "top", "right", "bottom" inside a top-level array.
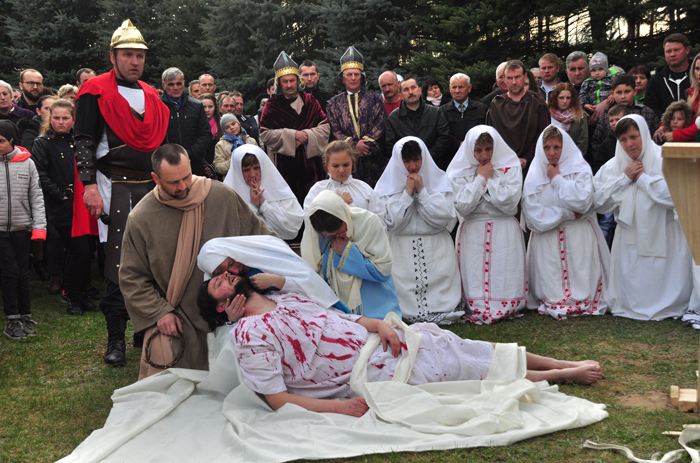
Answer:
[
  {"left": 0, "top": 120, "right": 19, "bottom": 147},
  {"left": 589, "top": 52, "right": 609, "bottom": 73},
  {"left": 220, "top": 113, "right": 240, "bottom": 131}
]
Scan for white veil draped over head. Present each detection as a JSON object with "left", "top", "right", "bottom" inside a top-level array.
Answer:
[
  {"left": 375, "top": 136, "right": 454, "bottom": 197},
  {"left": 446, "top": 125, "right": 521, "bottom": 179},
  {"left": 523, "top": 124, "right": 592, "bottom": 197},
  {"left": 223, "top": 144, "right": 297, "bottom": 205},
  {"left": 197, "top": 235, "right": 340, "bottom": 309},
  {"left": 301, "top": 191, "right": 392, "bottom": 313},
  {"left": 595, "top": 114, "right": 667, "bottom": 257}
]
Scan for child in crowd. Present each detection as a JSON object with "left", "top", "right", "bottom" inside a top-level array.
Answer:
[
  {"left": 213, "top": 113, "right": 257, "bottom": 176},
  {"left": 590, "top": 74, "right": 660, "bottom": 156},
  {"left": 0, "top": 120, "right": 47, "bottom": 339},
  {"left": 593, "top": 105, "right": 629, "bottom": 248},
  {"left": 655, "top": 100, "right": 694, "bottom": 144},
  {"left": 32, "top": 99, "right": 96, "bottom": 315},
  {"left": 579, "top": 52, "right": 615, "bottom": 111}
]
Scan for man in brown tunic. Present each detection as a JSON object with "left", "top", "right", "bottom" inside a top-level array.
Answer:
[
  {"left": 487, "top": 60, "right": 550, "bottom": 174},
  {"left": 120, "top": 144, "right": 273, "bottom": 379}
]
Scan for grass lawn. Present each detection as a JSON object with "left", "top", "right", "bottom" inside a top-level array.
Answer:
[{"left": 2, "top": 269, "right": 700, "bottom": 463}]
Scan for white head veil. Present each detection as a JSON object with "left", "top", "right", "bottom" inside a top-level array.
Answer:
[
  {"left": 446, "top": 125, "right": 521, "bottom": 179},
  {"left": 523, "top": 125, "right": 592, "bottom": 197},
  {"left": 223, "top": 144, "right": 297, "bottom": 205},
  {"left": 301, "top": 191, "right": 392, "bottom": 313},
  {"left": 197, "top": 235, "right": 340, "bottom": 309},
  {"left": 598, "top": 114, "right": 667, "bottom": 257},
  {"left": 374, "top": 136, "right": 454, "bottom": 197}
]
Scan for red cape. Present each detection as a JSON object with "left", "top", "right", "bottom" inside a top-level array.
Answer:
[
  {"left": 76, "top": 69, "right": 169, "bottom": 152},
  {"left": 71, "top": 161, "right": 98, "bottom": 238}
]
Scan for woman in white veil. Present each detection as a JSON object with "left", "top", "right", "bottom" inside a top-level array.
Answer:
[
  {"left": 523, "top": 125, "right": 610, "bottom": 319},
  {"left": 223, "top": 144, "right": 304, "bottom": 240},
  {"left": 447, "top": 125, "right": 527, "bottom": 324},
  {"left": 593, "top": 114, "right": 692, "bottom": 320},
  {"left": 375, "top": 136, "right": 463, "bottom": 324}
]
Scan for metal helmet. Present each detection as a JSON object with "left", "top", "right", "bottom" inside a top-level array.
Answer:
[{"left": 110, "top": 19, "right": 148, "bottom": 50}]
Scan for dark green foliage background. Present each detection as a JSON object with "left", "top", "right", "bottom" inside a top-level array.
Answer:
[{"left": 1, "top": 0, "right": 698, "bottom": 111}]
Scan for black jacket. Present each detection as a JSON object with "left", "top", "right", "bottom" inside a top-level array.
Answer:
[
  {"left": 439, "top": 99, "right": 488, "bottom": 161},
  {"left": 19, "top": 115, "right": 42, "bottom": 153},
  {"left": 160, "top": 94, "right": 212, "bottom": 176},
  {"left": 304, "top": 87, "right": 335, "bottom": 112},
  {"left": 239, "top": 114, "right": 260, "bottom": 143},
  {"left": 385, "top": 99, "right": 452, "bottom": 170},
  {"left": 32, "top": 133, "right": 75, "bottom": 227},
  {"left": 645, "top": 60, "right": 692, "bottom": 118}
]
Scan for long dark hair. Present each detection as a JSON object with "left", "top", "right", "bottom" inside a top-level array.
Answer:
[{"left": 199, "top": 93, "right": 222, "bottom": 138}]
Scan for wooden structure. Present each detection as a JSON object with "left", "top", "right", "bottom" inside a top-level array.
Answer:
[{"left": 663, "top": 142, "right": 700, "bottom": 413}]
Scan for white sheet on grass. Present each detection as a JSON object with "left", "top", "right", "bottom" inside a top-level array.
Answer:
[{"left": 58, "top": 328, "right": 608, "bottom": 463}]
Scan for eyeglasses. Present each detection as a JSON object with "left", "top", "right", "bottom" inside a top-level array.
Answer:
[{"left": 22, "top": 81, "right": 43, "bottom": 87}]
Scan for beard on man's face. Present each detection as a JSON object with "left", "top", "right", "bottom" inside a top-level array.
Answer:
[{"left": 232, "top": 276, "right": 256, "bottom": 299}]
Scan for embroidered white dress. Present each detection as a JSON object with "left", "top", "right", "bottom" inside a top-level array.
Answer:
[
  {"left": 523, "top": 172, "right": 610, "bottom": 318},
  {"left": 523, "top": 127, "right": 610, "bottom": 319},
  {"left": 593, "top": 114, "right": 692, "bottom": 320},
  {"left": 304, "top": 176, "right": 385, "bottom": 223},
  {"left": 231, "top": 293, "right": 495, "bottom": 399},
  {"left": 452, "top": 168, "right": 527, "bottom": 324},
  {"left": 376, "top": 137, "right": 462, "bottom": 324}
]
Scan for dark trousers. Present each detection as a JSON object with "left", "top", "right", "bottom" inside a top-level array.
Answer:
[
  {"left": 47, "top": 225, "right": 92, "bottom": 298},
  {"left": 0, "top": 230, "right": 31, "bottom": 319},
  {"left": 101, "top": 277, "right": 129, "bottom": 319}
]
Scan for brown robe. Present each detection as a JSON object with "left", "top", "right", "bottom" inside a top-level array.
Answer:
[{"left": 119, "top": 182, "right": 274, "bottom": 371}]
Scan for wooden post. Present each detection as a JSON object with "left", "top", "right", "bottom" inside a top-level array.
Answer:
[{"left": 662, "top": 143, "right": 700, "bottom": 412}]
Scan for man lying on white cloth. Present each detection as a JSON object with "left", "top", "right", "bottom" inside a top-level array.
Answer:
[
  {"left": 197, "top": 235, "right": 350, "bottom": 321},
  {"left": 197, "top": 273, "right": 602, "bottom": 416}
]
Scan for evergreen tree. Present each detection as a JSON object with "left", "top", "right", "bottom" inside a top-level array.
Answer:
[
  {"left": 202, "top": 0, "right": 325, "bottom": 111},
  {"left": 4, "top": 0, "right": 104, "bottom": 88},
  {"left": 310, "top": 0, "right": 422, "bottom": 92},
  {"left": 100, "top": 0, "right": 168, "bottom": 86}
]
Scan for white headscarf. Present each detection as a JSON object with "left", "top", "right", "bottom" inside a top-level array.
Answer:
[
  {"left": 523, "top": 125, "right": 592, "bottom": 197},
  {"left": 446, "top": 125, "right": 521, "bottom": 179},
  {"left": 197, "top": 235, "right": 340, "bottom": 309},
  {"left": 223, "top": 144, "right": 297, "bottom": 204},
  {"left": 596, "top": 114, "right": 666, "bottom": 257},
  {"left": 374, "top": 136, "right": 454, "bottom": 197},
  {"left": 301, "top": 190, "right": 393, "bottom": 313}
]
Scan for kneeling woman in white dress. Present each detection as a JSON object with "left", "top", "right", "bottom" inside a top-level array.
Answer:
[
  {"left": 522, "top": 126, "right": 610, "bottom": 319},
  {"left": 375, "top": 136, "right": 463, "bottom": 324},
  {"left": 302, "top": 190, "right": 401, "bottom": 320},
  {"left": 447, "top": 126, "right": 527, "bottom": 324},
  {"left": 594, "top": 114, "right": 692, "bottom": 320},
  {"left": 223, "top": 144, "right": 304, "bottom": 240},
  {"left": 303, "top": 141, "right": 385, "bottom": 222}
]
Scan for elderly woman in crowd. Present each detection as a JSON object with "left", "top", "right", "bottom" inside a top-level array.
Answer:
[
  {"left": 522, "top": 126, "right": 610, "bottom": 319},
  {"left": 57, "top": 84, "right": 78, "bottom": 102},
  {"left": 0, "top": 80, "right": 34, "bottom": 139},
  {"left": 547, "top": 83, "right": 588, "bottom": 155},
  {"left": 447, "top": 126, "right": 527, "bottom": 324},
  {"left": 594, "top": 114, "right": 692, "bottom": 321},
  {"left": 375, "top": 136, "right": 463, "bottom": 324},
  {"left": 302, "top": 190, "right": 401, "bottom": 320},
  {"left": 224, "top": 144, "right": 304, "bottom": 240},
  {"left": 304, "top": 140, "right": 385, "bottom": 222}
]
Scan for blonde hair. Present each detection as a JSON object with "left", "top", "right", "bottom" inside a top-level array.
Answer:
[
  {"left": 40, "top": 99, "right": 74, "bottom": 139},
  {"left": 687, "top": 52, "right": 700, "bottom": 117},
  {"left": 322, "top": 140, "right": 357, "bottom": 173},
  {"left": 542, "top": 126, "right": 562, "bottom": 144},
  {"left": 57, "top": 84, "right": 78, "bottom": 99}
]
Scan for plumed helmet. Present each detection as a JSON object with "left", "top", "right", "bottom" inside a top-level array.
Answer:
[
  {"left": 333, "top": 46, "right": 367, "bottom": 89},
  {"left": 110, "top": 19, "right": 148, "bottom": 50}
]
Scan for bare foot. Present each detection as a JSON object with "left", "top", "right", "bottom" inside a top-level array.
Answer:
[
  {"left": 558, "top": 359, "right": 600, "bottom": 369},
  {"left": 560, "top": 364, "right": 602, "bottom": 385}
]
